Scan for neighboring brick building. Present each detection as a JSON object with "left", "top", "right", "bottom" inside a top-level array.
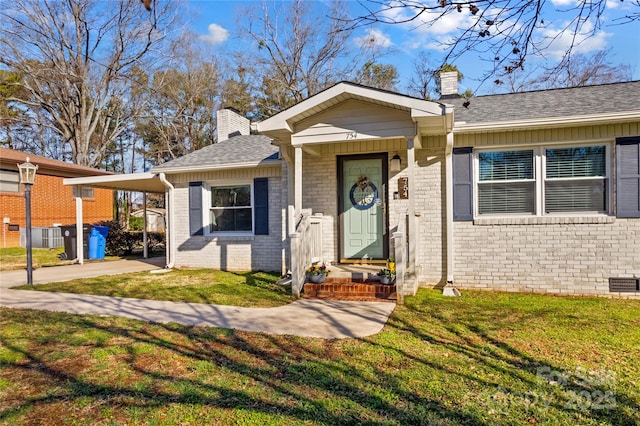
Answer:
[{"left": 0, "top": 148, "right": 113, "bottom": 248}]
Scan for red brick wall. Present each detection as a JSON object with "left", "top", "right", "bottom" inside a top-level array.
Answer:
[{"left": 1, "top": 174, "right": 113, "bottom": 248}]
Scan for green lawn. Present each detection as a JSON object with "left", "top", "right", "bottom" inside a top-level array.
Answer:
[
  {"left": 1, "top": 290, "right": 638, "bottom": 425},
  {"left": 11, "top": 269, "right": 291, "bottom": 308},
  {"left": 0, "top": 247, "right": 71, "bottom": 271}
]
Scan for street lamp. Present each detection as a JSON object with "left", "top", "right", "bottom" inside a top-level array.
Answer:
[{"left": 17, "top": 157, "right": 38, "bottom": 286}]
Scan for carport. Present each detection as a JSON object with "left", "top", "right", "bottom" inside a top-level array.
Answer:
[{"left": 63, "top": 172, "right": 172, "bottom": 267}]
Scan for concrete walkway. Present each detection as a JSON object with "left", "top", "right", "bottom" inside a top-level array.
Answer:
[{"left": 0, "top": 259, "right": 395, "bottom": 339}]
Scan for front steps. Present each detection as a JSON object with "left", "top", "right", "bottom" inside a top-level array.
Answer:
[{"left": 303, "top": 277, "right": 397, "bottom": 302}]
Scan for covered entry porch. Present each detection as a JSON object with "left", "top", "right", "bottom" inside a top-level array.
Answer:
[{"left": 255, "top": 83, "right": 454, "bottom": 300}]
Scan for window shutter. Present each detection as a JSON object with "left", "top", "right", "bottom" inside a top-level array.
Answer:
[
  {"left": 189, "top": 182, "right": 204, "bottom": 235},
  {"left": 254, "top": 178, "right": 269, "bottom": 235},
  {"left": 617, "top": 138, "right": 640, "bottom": 218},
  {"left": 453, "top": 147, "right": 473, "bottom": 221}
]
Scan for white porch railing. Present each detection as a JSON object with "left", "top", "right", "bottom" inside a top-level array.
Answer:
[
  {"left": 392, "top": 210, "right": 409, "bottom": 304},
  {"left": 290, "top": 210, "right": 323, "bottom": 297}
]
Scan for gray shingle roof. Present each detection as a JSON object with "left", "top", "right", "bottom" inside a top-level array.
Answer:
[
  {"left": 152, "top": 135, "right": 279, "bottom": 172},
  {"left": 445, "top": 80, "right": 640, "bottom": 124}
]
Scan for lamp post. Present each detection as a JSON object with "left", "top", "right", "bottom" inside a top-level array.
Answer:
[{"left": 18, "top": 157, "right": 38, "bottom": 286}]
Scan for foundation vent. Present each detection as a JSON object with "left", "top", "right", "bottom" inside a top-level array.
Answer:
[{"left": 608, "top": 277, "right": 640, "bottom": 292}]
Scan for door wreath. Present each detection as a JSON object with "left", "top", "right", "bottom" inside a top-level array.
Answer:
[{"left": 349, "top": 176, "right": 377, "bottom": 210}]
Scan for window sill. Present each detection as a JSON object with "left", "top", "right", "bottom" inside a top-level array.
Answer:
[
  {"left": 473, "top": 215, "right": 616, "bottom": 226},
  {"left": 204, "top": 234, "right": 255, "bottom": 242}
]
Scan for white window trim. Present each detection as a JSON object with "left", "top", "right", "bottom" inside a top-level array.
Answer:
[
  {"left": 203, "top": 180, "right": 255, "bottom": 237},
  {"left": 474, "top": 143, "right": 612, "bottom": 218}
]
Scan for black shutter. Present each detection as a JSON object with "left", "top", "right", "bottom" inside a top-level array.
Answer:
[
  {"left": 254, "top": 178, "right": 269, "bottom": 235},
  {"left": 617, "top": 137, "right": 640, "bottom": 218},
  {"left": 189, "top": 182, "right": 204, "bottom": 235},
  {"left": 453, "top": 147, "right": 473, "bottom": 221}
]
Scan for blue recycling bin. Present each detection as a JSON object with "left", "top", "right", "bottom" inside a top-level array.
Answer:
[{"left": 88, "top": 226, "right": 109, "bottom": 259}]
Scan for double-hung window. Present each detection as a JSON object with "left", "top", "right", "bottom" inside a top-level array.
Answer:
[
  {"left": 475, "top": 144, "right": 609, "bottom": 216},
  {"left": 478, "top": 150, "right": 535, "bottom": 214},
  {"left": 544, "top": 146, "right": 607, "bottom": 213},
  {"left": 209, "top": 184, "right": 253, "bottom": 233}
]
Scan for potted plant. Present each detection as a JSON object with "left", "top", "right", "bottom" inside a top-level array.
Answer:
[
  {"left": 307, "top": 262, "right": 330, "bottom": 283},
  {"left": 377, "top": 268, "right": 395, "bottom": 285}
]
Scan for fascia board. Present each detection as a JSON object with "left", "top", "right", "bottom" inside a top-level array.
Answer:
[
  {"left": 453, "top": 111, "right": 640, "bottom": 133},
  {"left": 155, "top": 159, "right": 282, "bottom": 174}
]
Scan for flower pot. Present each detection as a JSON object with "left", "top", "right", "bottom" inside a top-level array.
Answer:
[
  {"left": 379, "top": 275, "right": 393, "bottom": 285},
  {"left": 309, "top": 274, "right": 326, "bottom": 284}
]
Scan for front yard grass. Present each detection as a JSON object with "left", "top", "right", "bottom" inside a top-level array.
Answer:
[
  {"left": 12, "top": 269, "right": 291, "bottom": 308},
  {"left": 0, "top": 290, "right": 638, "bottom": 425}
]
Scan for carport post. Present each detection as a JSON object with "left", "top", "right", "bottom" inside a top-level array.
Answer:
[
  {"left": 74, "top": 186, "right": 84, "bottom": 264},
  {"left": 143, "top": 192, "right": 148, "bottom": 258}
]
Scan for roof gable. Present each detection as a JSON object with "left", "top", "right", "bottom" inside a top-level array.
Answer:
[{"left": 256, "top": 82, "right": 448, "bottom": 135}]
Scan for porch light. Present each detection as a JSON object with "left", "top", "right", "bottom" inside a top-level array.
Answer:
[
  {"left": 17, "top": 157, "right": 38, "bottom": 286},
  {"left": 390, "top": 154, "right": 401, "bottom": 173}
]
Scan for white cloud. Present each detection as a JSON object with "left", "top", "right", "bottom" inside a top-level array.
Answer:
[
  {"left": 550, "top": 0, "right": 575, "bottom": 6},
  {"left": 199, "top": 23, "right": 229, "bottom": 45},
  {"left": 354, "top": 28, "right": 393, "bottom": 49},
  {"left": 537, "top": 20, "right": 612, "bottom": 59}
]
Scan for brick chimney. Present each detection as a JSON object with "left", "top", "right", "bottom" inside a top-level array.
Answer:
[
  {"left": 216, "top": 108, "right": 250, "bottom": 142},
  {"left": 439, "top": 71, "right": 459, "bottom": 99}
]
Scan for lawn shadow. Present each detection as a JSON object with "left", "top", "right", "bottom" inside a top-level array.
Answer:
[
  {"left": 372, "top": 293, "right": 638, "bottom": 424},
  {"left": 0, "top": 308, "right": 487, "bottom": 425}
]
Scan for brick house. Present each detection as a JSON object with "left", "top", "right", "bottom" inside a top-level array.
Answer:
[
  {"left": 0, "top": 148, "right": 113, "bottom": 248},
  {"left": 67, "top": 78, "right": 640, "bottom": 297}
]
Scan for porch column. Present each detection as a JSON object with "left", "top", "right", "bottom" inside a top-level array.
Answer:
[
  {"left": 294, "top": 146, "right": 303, "bottom": 224},
  {"left": 74, "top": 186, "right": 84, "bottom": 265},
  {"left": 407, "top": 137, "right": 417, "bottom": 274}
]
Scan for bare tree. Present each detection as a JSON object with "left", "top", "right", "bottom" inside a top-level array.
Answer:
[
  {"left": 237, "top": 0, "right": 363, "bottom": 118},
  {"left": 345, "top": 0, "right": 640, "bottom": 81},
  {"left": 136, "top": 36, "right": 221, "bottom": 165},
  {"left": 407, "top": 51, "right": 437, "bottom": 99},
  {"left": 0, "top": 0, "right": 180, "bottom": 167},
  {"left": 527, "top": 49, "right": 633, "bottom": 89}
]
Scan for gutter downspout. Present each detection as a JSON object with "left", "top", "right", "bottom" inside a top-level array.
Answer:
[
  {"left": 444, "top": 130, "right": 461, "bottom": 297},
  {"left": 158, "top": 173, "right": 175, "bottom": 269}
]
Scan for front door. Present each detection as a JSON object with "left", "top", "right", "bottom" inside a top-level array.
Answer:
[{"left": 339, "top": 154, "right": 388, "bottom": 262}]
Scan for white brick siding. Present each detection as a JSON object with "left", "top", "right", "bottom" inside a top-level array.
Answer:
[
  {"left": 169, "top": 166, "right": 285, "bottom": 271},
  {"left": 453, "top": 218, "right": 639, "bottom": 296}
]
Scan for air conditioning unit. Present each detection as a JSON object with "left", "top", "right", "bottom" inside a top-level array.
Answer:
[{"left": 20, "top": 227, "right": 63, "bottom": 249}]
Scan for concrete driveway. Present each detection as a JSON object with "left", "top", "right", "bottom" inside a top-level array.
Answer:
[{"left": 0, "top": 258, "right": 395, "bottom": 339}]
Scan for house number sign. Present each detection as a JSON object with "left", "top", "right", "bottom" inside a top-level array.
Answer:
[{"left": 398, "top": 177, "right": 409, "bottom": 199}]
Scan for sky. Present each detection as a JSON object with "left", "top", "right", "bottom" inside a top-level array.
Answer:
[{"left": 185, "top": 0, "right": 640, "bottom": 95}]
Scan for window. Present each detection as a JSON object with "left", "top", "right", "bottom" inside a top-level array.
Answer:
[
  {"left": 476, "top": 145, "right": 609, "bottom": 216},
  {"left": 478, "top": 150, "right": 535, "bottom": 214},
  {"left": 0, "top": 170, "right": 20, "bottom": 193},
  {"left": 544, "top": 146, "right": 607, "bottom": 213},
  {"left": 72, "top": 186, "right": 95, "bottom": 199},
  {"left": 209, "top": 184, "right": 252, "bottom": 233}
]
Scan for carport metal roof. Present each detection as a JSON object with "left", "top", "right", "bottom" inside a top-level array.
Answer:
[{"left": 63, "top": 172, "right": 167, "bottom": 193}]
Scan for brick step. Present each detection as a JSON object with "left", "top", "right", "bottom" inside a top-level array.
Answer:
[{"left": 303, "top": 279, "right": 396, "bottom": 302}]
